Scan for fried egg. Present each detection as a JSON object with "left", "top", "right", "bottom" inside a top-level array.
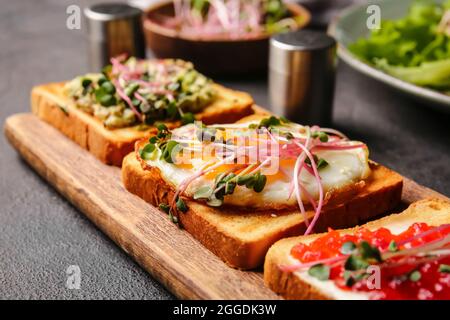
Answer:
[{"left": 144, "top": 120, "right": 371, "bottom": 209}]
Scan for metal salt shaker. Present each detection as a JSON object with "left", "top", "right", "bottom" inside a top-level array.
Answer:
[
  {"left": 269, "top": 30, "right": 337, "bottom": 126},
  {"left": 84, "top": 3, "right": 146, "bottom": 71}
]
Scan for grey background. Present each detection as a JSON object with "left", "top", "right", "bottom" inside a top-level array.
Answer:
[{"left": 0, "top": 0, "right": 449, "bottom": 299}]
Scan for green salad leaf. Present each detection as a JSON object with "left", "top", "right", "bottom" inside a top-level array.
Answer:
[
  {"left": 349, "top": 0, "right": 450, "bottom": 90},
  {"left": 375, "top": 57, "right": 450, "bottom": 88}
]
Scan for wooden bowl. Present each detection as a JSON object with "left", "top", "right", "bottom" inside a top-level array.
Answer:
[{"left": 143, "top": 1, "right": 311, "bottom": 76}]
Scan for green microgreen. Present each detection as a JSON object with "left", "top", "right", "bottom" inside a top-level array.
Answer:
[
  {"left": 73, "top": 61, "right": 216, "bottom": 128},
  {"left": 176, "top": 197, "right": 188, "bottom": 213},
  {"left": 360, "top": 241, "right": 382, "bottom": 263},
  {"left": 343, "top": 270, "right": 356, "bottom": 287},
  {"left": 312, "top": 131, "right": 329, "bottom": 142},
  {"left": 156, "top": 123, "right": 169, "bottom": 138},
  {"left": 206, "top": 196, "right": 224, "bottom": 207},
  {"left": 284, "top": 132, "right": 294, "bottom": 140},
  {"left": 338, "top": 240, "right": 383, "bottom": 286},
  {"left": 181, "top": 112, "right": 195, "bottom": 125},
  {"left": 409, "top": 270, "right": 421, "bottom": 282},
  {"left": 81, "top": 78, "right": 92, "bottom": 89},
  {"left": 99, "top": 94, "right": 116, "bottom": 107},
  {"left": 304, "top": 154, "right": 329, "bottom": 170},
  {"left": 252, "top": 172, "right": 267, "bottom": 193},
  {"left": 308, "top": 263, "right": 330, "bottom": 281},
  {"left": 343, "top": 241, "right": 382, "bottom": 272},
  {"left": 236, "top": 175, "right": 253, "bottom": 186},
  {"left": 388, "top": 240, "right": 398, "bottom": 252},
  {"left": 158, "top": 203, "right": 170, "bottom": 214},
  {"left": 341, "top": 241, "right": 357, "bottom": 255},
  {"left": 193, "top": 170, "right": 267, "bottom": 207},
  {"left": 138, "top": 124, "right": 182, "bottom": 164},
  {"left": 139, "top": 143, "right": 156, "bottom": 160},
  {"left": 124, "top": 82, "right": 139, "bottom": 97},
  {"left": 248, "top": 116, "right": 290, "bottom": 130},
  {"left": 101, "top": 81, "right": 116, "bottom": 94},
  {"left": 159, "top": 202, "right": 179, "bottom": 225},
  {"left": 343, "top": 270, "right": 367, "bottom": 287},
  {"left": 94, "top": 85, "right": 117, "bottom": 107},
  {"left": 98, "top": 75, "right": 108, "bottom": 86},
  {"left": 439, "top": 264, "right": 450, "bottom": 273},
  {"left": 316, "top": 158, "right": 329, "bottom": 170},
  {"left": 160, "top": 140, "right": 181, "bottom": 164},
  {"left": 166, "top": 103, "right": 178, "bottom": 119},
  {"left": 168, "top": 210, "right": 178, "bottom": 224},
  {"left": 344, "top": 255, "right": 370, "bottom": 271},
  {"left": 193, "top": 186, "right": 213, "bottom": 200}
]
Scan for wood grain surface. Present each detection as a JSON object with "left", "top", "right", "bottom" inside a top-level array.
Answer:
[{"left": 4, "top": 113, "right": 448, "bottom": 299}]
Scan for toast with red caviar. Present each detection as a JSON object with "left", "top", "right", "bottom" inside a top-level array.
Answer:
[
  {"left": 122, "top": 114, "right": 403, "bottom": 269},
  {"left": 264, "top": 198, "right": 450, "bottom": 300},
  {"left": 31, "top": 57, "right": 253, "bottom": 166}
]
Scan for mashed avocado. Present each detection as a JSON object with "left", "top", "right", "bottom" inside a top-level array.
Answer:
[{"left": 65, "top": 59, "right": 216, "bottom": 129}]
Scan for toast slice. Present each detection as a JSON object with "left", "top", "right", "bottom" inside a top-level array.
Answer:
[
  {"left": 122, "top": 149, "right": 403, "bottom": 269},
  {"left": 264, "top": 198, "right": 450, "bottom": 299},
  {"left": 31, "top": 82, "right": 253, "bottom": 166}
]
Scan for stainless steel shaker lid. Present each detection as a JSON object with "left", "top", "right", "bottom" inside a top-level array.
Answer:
[
  {"left": 84, "top": 3, "right": 146, "bottom": 70},
  {"left": 84, "top": 3, "right": 142, "bottom": 22},
  {"left": 269, "top": 30, "right": 336, "bottom": 74},
  {"left": 271, "top": 30, "right": 336, "bottom": 51}
]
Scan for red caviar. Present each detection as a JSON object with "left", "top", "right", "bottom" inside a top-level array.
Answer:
[{"left": 291, "top": 223, "right": 450, "bottom": 300}]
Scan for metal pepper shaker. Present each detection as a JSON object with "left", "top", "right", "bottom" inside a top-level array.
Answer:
[
  {"left": 84, "top": 3, "right": 146, "bottom": 71},
  {"left": 269, "top": 30, "right": 337, "bottom": 126}
]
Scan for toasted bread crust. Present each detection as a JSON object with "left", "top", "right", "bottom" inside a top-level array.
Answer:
[
  {"left": 31, "top": 82, "right": 253, "bottom": 166},
  {"left": 264, "top": 198, "right": 450, "bottom": 299},
  {"left": 123, "top": 152, "right": 261, "bottom": 269},
  {"left": 122, "top": 148, "right": 403, "bottom": 269}
]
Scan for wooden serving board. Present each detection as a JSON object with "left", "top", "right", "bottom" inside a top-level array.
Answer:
[{"left": 4, "top": 113, "right": 449, "bottom": 300}]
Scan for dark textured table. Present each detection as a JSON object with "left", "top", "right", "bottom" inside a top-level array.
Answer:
[{"left": 1, "top": 0, "right": 449, "bottom": 300}]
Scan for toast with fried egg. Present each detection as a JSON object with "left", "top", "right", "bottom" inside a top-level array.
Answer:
[
  {"left": 122, "top": 114, "right": 403, "bottom": 269},
  {"left": 264, "top": 198, "right": 450, "bottom": 300},
  {"left": 31, "top": 57, "right": 253, "bottom": 166}
]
